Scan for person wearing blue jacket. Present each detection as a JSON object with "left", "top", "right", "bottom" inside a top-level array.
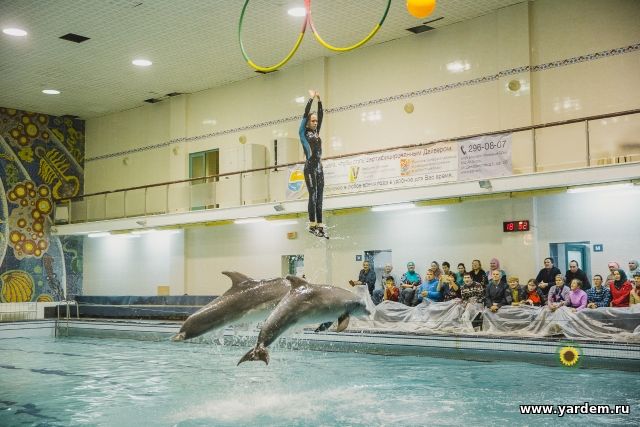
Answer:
[{"left": 414, "top": 269, "right": 442, "bottom": 304}]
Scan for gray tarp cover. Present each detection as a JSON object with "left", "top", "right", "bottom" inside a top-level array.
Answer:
[{"left": 346, "top": 286, "right": 640, "bottom": 342}]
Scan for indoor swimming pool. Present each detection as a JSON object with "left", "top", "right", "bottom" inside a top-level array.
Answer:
[{"left": 1, "top": 335, "right": 638, "bottom": 426}]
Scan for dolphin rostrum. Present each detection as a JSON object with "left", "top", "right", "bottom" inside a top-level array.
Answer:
[
  {"left": 237, "top": 275, "right": 371, "bottom": 365},
  {"left": 171, "top": 271, "right": 290, "bottom": 341}
]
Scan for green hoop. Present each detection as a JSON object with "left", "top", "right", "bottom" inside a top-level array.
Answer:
[{"left": 238, "top": 0, "right": 309, "bottom": 73}]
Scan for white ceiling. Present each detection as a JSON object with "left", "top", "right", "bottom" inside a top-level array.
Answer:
[{"left": 0, "top": 0, "right": 525, "bottom": 119}]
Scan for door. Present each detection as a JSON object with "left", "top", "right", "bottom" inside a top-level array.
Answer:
[
  {"left": 549, "top": 241, "right": 591, "bottom": 277},
  {"left": 282, "top": 255, "right": 304, "bottom": 277},
  {"left": 189, "top": 149, "right": 219, "bottom": 210}
]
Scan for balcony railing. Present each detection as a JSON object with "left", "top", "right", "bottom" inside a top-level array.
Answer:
[{"left": 54, "top": 109, "right": 640, "bottom": 224}]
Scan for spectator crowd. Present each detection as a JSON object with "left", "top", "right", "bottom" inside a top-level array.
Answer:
[{"left": 349, "top": 258, "right": 640, "bottom": 311}]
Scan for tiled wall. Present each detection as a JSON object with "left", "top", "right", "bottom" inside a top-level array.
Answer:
[{"left": 0, "top": 108, "right": 85, "bottom": 301}]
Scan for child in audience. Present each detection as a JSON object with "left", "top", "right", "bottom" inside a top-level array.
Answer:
[
  {"left": 523, "top": 279, "right": 545, "bottom": 306},
  {"left": 383, "top": 276, "right": 399, "bottom": 302}
]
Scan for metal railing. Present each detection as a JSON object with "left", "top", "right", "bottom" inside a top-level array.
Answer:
[
  {"left": 55, "top": 300, "right": 79, "bottom": 337},
  {"left": 54, "top": 109, "right": 640, "bottom": 224}
]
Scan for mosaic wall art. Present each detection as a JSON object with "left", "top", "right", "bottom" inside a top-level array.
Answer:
[{"left": 0, "top": 107, "right": 84, "bottom": 302}]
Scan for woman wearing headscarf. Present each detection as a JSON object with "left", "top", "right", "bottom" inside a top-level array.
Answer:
[
  {"left": 628, "top": 260, "right": 639, "bottom": 278},
  {"left": 489, "top": 257, "right": 507, "bottom": 284},
  {"left": 606, "top": 262, "right": 620, "bottom": 283},
  {"left": 609, "top": 269, "right": 632, "bottom": 307}
]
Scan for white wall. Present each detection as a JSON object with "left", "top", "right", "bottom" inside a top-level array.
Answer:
[
  {"left": 536, "top": 187, "right": 640, "bottom": 277},
  {"left": 81, "top": 187, "right": 640, "bottom": 296},
  {"left": 83, "top": 231, "right": 184, "bottom": 295}
]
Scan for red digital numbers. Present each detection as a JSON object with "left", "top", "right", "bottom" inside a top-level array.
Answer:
[{"left": 503, "top": 220, "right": 529, "bottom": 232}]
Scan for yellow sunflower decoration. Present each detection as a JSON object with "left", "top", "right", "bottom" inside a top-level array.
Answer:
[{"left": 559, "top": 346, "right": 580, "bottom": 367}]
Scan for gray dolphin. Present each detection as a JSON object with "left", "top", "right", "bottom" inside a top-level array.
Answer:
[
  {"left": 237, "top": 275, "right": 371, "bottom": 365},
  {"left": 171, "top": 271, "right": 290, "bottom": 341}
]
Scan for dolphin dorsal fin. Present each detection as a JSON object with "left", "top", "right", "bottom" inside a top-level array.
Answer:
[
  {"left": 286, "top": 275, "right": 308, "bottom": 289},
  {"left": 222, "top": 271, "right": 252, "bottom": 288}
]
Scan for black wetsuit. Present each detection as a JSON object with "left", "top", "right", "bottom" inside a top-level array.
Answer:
[{"left": 299, "top": 97, "right": 324, "bottom": 224}]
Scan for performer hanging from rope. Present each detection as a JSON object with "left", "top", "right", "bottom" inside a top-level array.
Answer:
[{"left": 299, "top": 89, "right": 327, "bottom": 238}]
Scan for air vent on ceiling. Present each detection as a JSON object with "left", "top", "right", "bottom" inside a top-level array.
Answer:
[
  {"left": 144, "top": 98, "right": 161, "bottom": 103},
  {"left": 59, "top": 33, "right": 90, "bottom": 43},
  {"left": 407, "top": 16, "right": 444, "bottom": 34},
  {"left": 406, "top": 25, "right": 435, "bottom": 34},
  {"left": 166, "top": 92, "right": 183, "bottom": 97}
]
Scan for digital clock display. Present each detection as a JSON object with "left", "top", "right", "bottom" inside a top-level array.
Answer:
[{"left": 503, "top": 220, "right": 530, "bottom": 232}]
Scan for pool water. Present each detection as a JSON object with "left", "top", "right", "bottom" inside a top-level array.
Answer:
[{"left": 0, "top": 336, "right": 638, "bottom": 426}]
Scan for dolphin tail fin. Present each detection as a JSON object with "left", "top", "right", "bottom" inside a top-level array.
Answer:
[
  {"left": 336, "top": 313, "right": 350, "bottom": 332},
  {"left": 237, "top": 344, "right": 270, "bottom": 366},
  {"left": 171, "top": 332, "right": 186, "bottom": 342},
  {"left": 315, "top": 321, "right": 334, "bottom": 332}
]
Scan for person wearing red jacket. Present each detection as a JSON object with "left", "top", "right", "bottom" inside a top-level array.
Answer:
[{"left": 609, "top": 269, "right": 632, "bottom": 307}]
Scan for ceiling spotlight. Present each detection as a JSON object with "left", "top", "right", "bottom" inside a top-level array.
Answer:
[
  {"left": 479, "top": 180, "right": 492, "bottom": 190},
  {"left": 42, "top": 89, "right": 61, "bottom": 95},
  {"left": 287, "top": 7, "right": 306, "bottom": 17},
  {"left": 132, "top": 59, "right": 152, "bottom": 67},
  {"left": 234, "top": 217, "right": 266, "bottom": 225},
  {"left": 3, "top": 28, "right": 28, "bottom": 37},
  {"left": 371, "top": 203, "right": 416, "bottom": 212},
  {"left": 567, "top": 183, "right": 633, "bottom": 194},
  {"left": 88, "top": 232, "right": 110, "bottom": 238}
]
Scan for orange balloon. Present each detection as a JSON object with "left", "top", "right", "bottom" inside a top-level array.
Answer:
[{"left": 406, "top": 0, "right": 437, "bottom": 19}]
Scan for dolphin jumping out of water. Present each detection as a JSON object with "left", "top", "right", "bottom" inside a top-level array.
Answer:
[
  {"left": 171, "top": 272, "right": 290, "bottom": 341},
  {"left": 237, "top": 275, "right": 371, "bottom": 365}
]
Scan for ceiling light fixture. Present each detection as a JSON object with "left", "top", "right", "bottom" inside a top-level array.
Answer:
[
  {"left": 567, "top": 182, "right": 633, "bottom": 194},
  {"left": 269, "top": 219, "right": 299, "bottom": 226},
  {"left": 132, "top": 59, "right": 152, "bottom": 67},
  {"left": 88, "top": 232, "right": 110, "bottom": 238},
  {"left": 287, "top": 7, "right": 306, "bottom": 17},
  {"left": 371, "top": 203, "right": 416, "bottom": 212},
  {"left": 2, "top": 28, "right": 28, "bottom": 37},
  {"left": 234, "top": 217, "right": 266, "bottom": 224},
  {"left": 417, "top": 206, "right": 447, "bottom": 214},
  {"left": 42, "top": 89, "right": 61, "bottom": 95}
]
